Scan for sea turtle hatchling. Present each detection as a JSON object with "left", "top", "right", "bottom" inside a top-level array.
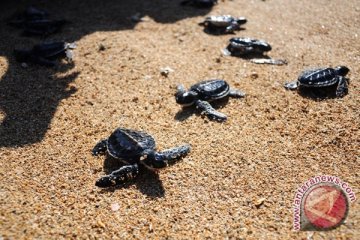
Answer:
[
  {"left": 284, "top": 66, "right": 350, "bottom": 98},
  {"left": 199, "top": 15, "right": 247, "bottom": 34},
  {"left": 14, "top": 41, "right": 76, "bottom": 67},
  {"left": 92, "top": 128, "right": 191, "bottom": 187},
  {"left": 223, "top": 37, "right": 287, "bottom": 65},
  {"left": 8, "top": 6, "right": 67, "bottom": 36},
  {"left": 181, "top": 0, "right": 218, "bottom": 8},
  {"left": 175, "top": 79, "right": 245, "bottom": 122},
  {"left": 223, "top": 37, "right": 271, "bottom": 56}
]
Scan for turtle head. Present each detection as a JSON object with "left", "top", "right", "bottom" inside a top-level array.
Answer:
[
  {"left": 258, "top": 40, "right": 272, "bottom": 52},
  {"left": 335, "top": 66, "right": 350, "bottom": 76},
  {"left": 236, "top": 17, "right": 247, "bottom": 25},
  {"left": 175, "top": 84, "right": 198, "bottom": 106}
]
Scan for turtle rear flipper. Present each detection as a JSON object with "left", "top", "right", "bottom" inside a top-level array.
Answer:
[
  {"left": 195, "top": 99, "right": 227, "bottom": 122},
  {"left": 335, "top": 76, "right": 348, "bottom": 97},
  {"left": 284, "top": 81, "right": 298, "bottom": 90},
  {"left": 229, "top": 88, "right": 245, "bottom": 98},
  {"left": 221, "top": 47, "right": 232, "bottom": 56},
  {"left": 198, "top": 21, "right": 206, "bottom": 26}
]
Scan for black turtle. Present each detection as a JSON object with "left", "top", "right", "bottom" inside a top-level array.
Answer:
[
  {"left": 181, "top": 0, "right": 218, "bottom": 8},
  {"left": 14, "top": 6, "right": 48, "bottom": 21},
  {"left": 199, "top": 15, "right": 247, "bottom": 34},
  {"left": 284, "top": 66, "right": 350, "bottom": 98},
  {"left": 223, "top": 37, "right": 272, "bottom": 56},
  {"left": 92, "top": 128, "right": 191, "bottom": 187},
  {"left": 175, "top": 79, "right": 245, "bottom": 122},
  {"left": 8, "top": 6, "right": 67, "bottom": 36},
  {"left": 14, "top": 42, "right": 76, "bottom": 67},
  {"left": 223, "top": 37, "right": 287, "bottom": 65}
]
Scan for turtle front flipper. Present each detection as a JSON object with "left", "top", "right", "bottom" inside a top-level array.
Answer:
[
  {"left": 284, "top": 81, "right": 299, "bottom": 90},
  {"left": 229, "top": 88, "right": 245, "bottom": 98},
  {"left": 143, "top": 145, "right": 191, "bottom": 169},
  {"left": 335, "top": 76, "right": 348, "bottom": 97},
  {"left": 95, "top": 164, "right": 139, "bottom": 187},
  {"left": 156, "top": 144, "right": 191, "bottom": 162},
  {"left": 250, "top": 58, "right": 287, "bottom": 65},
  {"left": 92, "top": 139, "right": 108, "bottom": 156},
  {"left": 195, "top": 99, "right": 227, "bottom": 122}
]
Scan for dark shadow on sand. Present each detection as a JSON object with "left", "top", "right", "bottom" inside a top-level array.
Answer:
[
  {"left": 230, "top": 52, "right": 271, "bottom": 60},
  {"left": 201, "top": 26, "right": 245, "bottom": 35},
  {"left": 97, "top": 155, "right": 165, "bottom": 198},
  {"left": 0, "top": 0, "right": 213, "bottom": 147},
  {"left": 297, "top": 85, "right": 347, "bottom": 101}
]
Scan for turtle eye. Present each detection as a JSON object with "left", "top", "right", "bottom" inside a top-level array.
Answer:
[{"left": 176, "top": 92, "right": 196, "bottom": 106}]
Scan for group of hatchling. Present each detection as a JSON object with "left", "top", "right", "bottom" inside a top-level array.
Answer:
[{"left": 8, "top": 1, "right": 351, "bottom": 187}]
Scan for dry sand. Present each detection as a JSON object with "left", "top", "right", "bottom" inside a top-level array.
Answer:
[{"left": 0, "top": 0, "right": 359, "bottom": 239}]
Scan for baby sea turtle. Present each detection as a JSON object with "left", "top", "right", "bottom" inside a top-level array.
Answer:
[
  {"left": 14, "top": 42, "right": 76, "bottom": 67},
  {"left": 223, "top": 37, "right": 287, "bottom": 65},
  {"left": 93, "top": 128, "right": 191, "bottom": 187},
  {"left": 175, "top": 79, "right": 245, "bottom": 122},
  {"left": 223, "top": 37, "right": 272, "bottom": 56},
  {"left": 16, "top": 6, "right": 48, "bottom": 20},
  {"left": 181, "top": 0, "right": 217, "bottom": 8},
  {"left": 199, "top": 15, "right": 247, "bottom": 34},
  {"left": 8, "top": 6, "right": 67, "bottom": 36},
  {"left": 284, "top": 66, "right": 350, "bottom": 98}
]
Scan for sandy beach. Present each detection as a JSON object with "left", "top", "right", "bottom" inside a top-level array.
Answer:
[{"left": 0, "top": 0, "right": 359, "bottom": 239}]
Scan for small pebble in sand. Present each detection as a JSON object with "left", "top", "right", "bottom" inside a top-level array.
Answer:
[
  {"left": 97, "top": 219, "right": 106, "bottom": 228},
  {"left": 111, "top": 203, "right": 120, "bottom": 212},
  {"left": 144, "top": 75, "right": 152, "bottom": 80},
  {"left": 98, "top": 43, "right": 106, "bottom": 51},
  {"left": 160, "top": 67, "right": 174, "bottom": 77},
  {"left": 255, "top": 197, "right": 266, "bottom": 207},
  {"left": 250, "top": 72, "right": 259, "bottom": 79}
]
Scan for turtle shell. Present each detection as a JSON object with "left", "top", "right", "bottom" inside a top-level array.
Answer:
[
  {"left": 298, "top": 68, "right": 338, "bottom": 87},
  {"left": 205, "top": 15, "right": 234, "bottom": 27},
  {"left": 190, "top": 79, "right": 230, "bottom": 101},
  {"left": 107, "top": 128, "right": 156, "bottom": 160},
  {"left": 229, "top": 37, "right": 272, "bottom": 52}
]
